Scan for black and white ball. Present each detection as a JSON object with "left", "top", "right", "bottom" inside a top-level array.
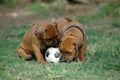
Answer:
[{"left": 45, "top": 47, "right": 61, "bottom": 63}]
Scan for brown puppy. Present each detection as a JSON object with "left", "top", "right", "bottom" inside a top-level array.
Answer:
[
  {"left": 55, "top": 18, "right": 86, "bottom": 62},
  {"left": 55, "top": 17, "right": 73, "bottom": 39},
  {"left": 17, "top": 21, "right": 58, "bottom": 64}
]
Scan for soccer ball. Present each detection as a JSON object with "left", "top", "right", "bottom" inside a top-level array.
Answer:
[{"left": 45, "top": 47, "right": 61, "bottom": 63}]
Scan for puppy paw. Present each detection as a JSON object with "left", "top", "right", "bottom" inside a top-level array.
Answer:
[
  {"left": 25, "top": 54, "right": 32, "bottom": 61},
  {"left": 38, "top": 60, "right": 47, "bottom": 64}
]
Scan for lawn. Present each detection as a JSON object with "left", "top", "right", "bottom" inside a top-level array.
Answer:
[{"left": 0, "top": 1, "right": 120, "bottom": 80}]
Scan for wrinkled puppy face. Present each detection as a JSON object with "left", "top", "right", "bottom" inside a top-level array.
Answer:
[
  {"left": 43, "top": 22, "right": 58, "bottom": 47},
  {"left": 60, "top": 37, "right": 76, "bottom": 62}
]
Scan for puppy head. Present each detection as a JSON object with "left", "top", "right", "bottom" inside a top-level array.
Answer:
[
  {"left": 60, "top": 36, "right": 77, "bottom": 62},
  {"left": 36, "top": 21, "right": 58, "bottom": 47}
]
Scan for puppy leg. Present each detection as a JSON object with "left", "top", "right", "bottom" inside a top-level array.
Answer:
[
  {"left": 17, "top": 46, "right": 32, "bottom": 60},
  {"left": 32, "top": 44, "right": 46, "bottom": 64},
  {"left": 78, "top": 44, "right": 86, "bottom": 61}
]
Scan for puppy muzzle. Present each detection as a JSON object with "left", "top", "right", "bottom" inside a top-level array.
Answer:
[{"left": 60, "top": 57, "right": 78, "bottom": 63}]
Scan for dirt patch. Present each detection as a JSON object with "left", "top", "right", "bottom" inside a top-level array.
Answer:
[{"left": 0, "top": 1, "right": 106, "bottom": 26}]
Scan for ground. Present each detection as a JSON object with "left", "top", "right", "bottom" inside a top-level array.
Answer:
[{"left": 0, "top": 0, "right": 105, "bottom": 26}]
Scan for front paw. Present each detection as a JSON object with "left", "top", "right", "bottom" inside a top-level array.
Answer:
[
  {"left": 25, "top": 54, "right": 32, "bottom": 61},
  {"left": 38, "top": 60, "right": 47, "bottom": 64}
]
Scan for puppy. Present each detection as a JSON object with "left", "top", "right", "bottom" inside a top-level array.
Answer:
[
  {"left": 55, "top": 18, "right": 86, "bottom": 62},
  {"left": 55, "top": 17, "right": 73, "bottom": 40},
  {"left": 17, "top": 21, "right": 58, "bottom": 64}
]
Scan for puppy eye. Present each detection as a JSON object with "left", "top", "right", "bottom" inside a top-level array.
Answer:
[
  {"left": 47, "top": 38, "right": 52, "bottom": 41},
  {"left": 65, "top": 51, "right": 71, "bottom": 55},
  {"left": 55, "top": 36, "right": 58, "bottom": 38},
  {"left": 45, "top": 29, "right": 48, "bottom": 32}
]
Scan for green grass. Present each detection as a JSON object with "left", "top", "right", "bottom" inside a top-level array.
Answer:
[
  {"left": 0, "top": 1, "right": 120, "bottom": 80},
  {"left": 25, "top": 0, "right": 67, "bottom": 15},
  {"left": 77, "top": 0, "right": 120, "bottom": 27},
  {"left": 0, "top": 0, "right": 16, "bottom": 11},
  {"left": 0, "top": 24, "right": 119, "bottom": 80}
]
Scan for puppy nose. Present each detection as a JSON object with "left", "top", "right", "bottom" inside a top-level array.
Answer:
[
  {"left": 60, "top": 57, "right": 71, "bottom": 63},
  {"left": 60, "top": 57, "right": 66, "bottom": 62}
]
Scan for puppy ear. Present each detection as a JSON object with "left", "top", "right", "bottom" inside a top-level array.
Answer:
[
  {"left": 34, "top": 24, "right": 44, "bottom": 38},
  {"left": 36, "top": 24, "right": 44, "bottom": 34},
  {"left": 64, "top": 17, "right": 73, "bottom": 22},
  {"left": 73, "top": 43, "right": 79, "bottom": 55},
  {"left": 58, "top": 38, "right": 62, "bottom": 48}
]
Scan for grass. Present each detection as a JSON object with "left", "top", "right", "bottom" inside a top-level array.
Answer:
[
  {"left": 77, "top": 0, "right": 120, "bottom": 27},
  {"left": 25, "top": 0, "right": 67, "bottom": 15},
  {"left": 0, "top": 1, "right": 120, "bottom": 80}
]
